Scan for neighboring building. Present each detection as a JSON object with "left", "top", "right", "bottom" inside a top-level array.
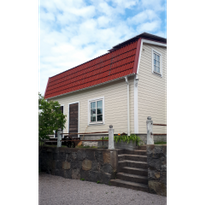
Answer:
[{"left": 44, "top": 32, "right": 167, "bottom": 140}]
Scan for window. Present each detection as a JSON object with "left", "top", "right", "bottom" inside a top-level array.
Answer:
[
  {"left": 152, "top": 49, "right": 162, "bottom": 76},
  {"left": 89, "top": 98, "right": 104, "bottom": 124}
]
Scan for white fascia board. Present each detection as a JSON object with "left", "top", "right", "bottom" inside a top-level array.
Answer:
[{"left": 134, "top": 75, "right": 139, "bottom": 134}]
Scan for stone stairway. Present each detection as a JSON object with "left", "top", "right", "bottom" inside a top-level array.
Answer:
[{"left": 110, "top": 146, "right": 148, "bottom": 192}]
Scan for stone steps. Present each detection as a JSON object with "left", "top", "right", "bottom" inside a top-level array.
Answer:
[
  {"left": 118, "top": 160, "right": 148, "bottom": 169},
  {"left": 118, "top": 154, "right": 147, "bottom": 162},
  {"left": 120, "top": 166, "right": 148, "bottom": 176},
  {"left": 110, "top": 179, "right": 148, "bottom": 192},
  {"left": 117, "top": 172, "right": 148, "bottom": 184},
  {"left": 110, "top": 148, "right": 148, "bottom": 192}
]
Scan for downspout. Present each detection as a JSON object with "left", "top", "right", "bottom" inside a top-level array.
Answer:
[{"left": 124, "top": 76, "right": 130, "bottom": 136}]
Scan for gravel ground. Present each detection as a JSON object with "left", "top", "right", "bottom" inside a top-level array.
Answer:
[{"left": 39, "top": 173, "right": 166, "bottom": 205}]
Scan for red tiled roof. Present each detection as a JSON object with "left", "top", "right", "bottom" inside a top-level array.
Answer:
[{"left": 44, "top": 39, "right": 139, "bottom": 99}]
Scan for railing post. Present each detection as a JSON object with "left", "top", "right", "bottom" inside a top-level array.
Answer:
[
  {"left": 146, "top": 116, "right": 154, "bottom": 144},
  {"left": 57, "top": 128, "right": 62, "bottom": 147},
  {"left": 108, "top": 125, "right": 115, "bottom": 149}
]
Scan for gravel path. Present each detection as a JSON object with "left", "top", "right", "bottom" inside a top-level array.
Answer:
[{"left": 39, "top": 173, "right": 166, "bottom": 205}]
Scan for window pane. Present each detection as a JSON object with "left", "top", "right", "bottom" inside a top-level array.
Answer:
[
  {"left": 154, "top": 53, "right": 156, "bottom": 60},
  {"left": 157, "top": 55, "right": 160, "bottom": 61},
  {"left": 97, "top": 115, "right": 102, "bottom": 121},
  {"left": 91, "top": 109, "right": 96, "bottom": 115},
  {"left": 97, "top": 100, "right": 102, "bottom": 108},
  {"left": 91, "top": 102, "right": 96, "bottom": 109},
  {"left": 91, "top": 115, "right": 96, "bottom": 122},
  {"left": 154, "top": 59, "right": 156, "bottom": 65},
  {"left": 154, "top": 65, "right": 156, "bottom": 72},
  {"left": 97, "top": 108, "right": 102, "bottom": 114}
]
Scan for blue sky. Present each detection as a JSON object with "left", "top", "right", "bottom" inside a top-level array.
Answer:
[{"left": 39, "top": 0, "right": 167, "bottom": 95}]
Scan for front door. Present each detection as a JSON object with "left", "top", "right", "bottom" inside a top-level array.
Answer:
[{"left": 69, "top": 103, "right": 78, "bottom": 138}]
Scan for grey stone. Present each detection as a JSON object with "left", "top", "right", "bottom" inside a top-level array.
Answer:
[
  {"left": 72, "top": 168, "right": 80, "bottom": 179},
  {"left": 101, "top": 172, "right": 111, "bottom": 185},
  {"left": 160, "top": 172, "right": 166, "bottom": 184},
  {"left": 63, "top": 169, "right": 72, "bottom": 179},
  {"left": 95, "top": 151, "right": 103, "bottom": 164},
  {"left": 71, "top": 161, "right": 82, "bottom": 169},
  {"left": 147, "top": 158, "right": 161, "bottom": 170},
  {"left": 86, "top": 151, "right": 95, "bottom": 160},
  {"left": 148, "top": 181, "right": 166, "bottom": 196},
  {"left": 80, "top": 170, "right": 89, "bottom": 181},
  {"left": 77, "top": 150, "right": 86, "bottom": 161},
  {"left": 72, "top": 152, "right": 77, "bottom": 160},
  {"left": 103, "top": 151, "right": 110, "bottom": 164},
  {"left": 91, "top": 161, "right": 99, "bottom": 171},
  {"left": 101, "top": 164, "right": 113, "bottom": 174},
  {"left": 148, "top": 169, "right": 160, "bottom": 180},
  {"left": 89, "top": 171, "right": 101, "bottom": 182}
]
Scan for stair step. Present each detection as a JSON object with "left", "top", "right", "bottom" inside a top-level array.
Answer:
[
  {"left": 118, "top": 154, "right": 147, "bottom": 162},
  {"left": 117, "top": 172, "right": 148, "bottom": 184},
  {"left": 118, "top": 160, "right": 148, "bottom": 169},
  {"left": 110, "top": 179, "right": 148, "bottom": 192},
  {"left": 123, "top": 150, "right": 147, "bottom": 155},
  {"left": 121, "top": 167, "right": 148, "bottom": 176}
]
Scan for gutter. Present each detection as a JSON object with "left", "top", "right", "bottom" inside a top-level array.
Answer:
[{"left": 124, "top": 76, "right": 130, "bottom": 136}]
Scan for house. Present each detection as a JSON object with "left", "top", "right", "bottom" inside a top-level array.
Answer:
[{"left": 44, "top": 32, "right": 167, "bottom": 142}]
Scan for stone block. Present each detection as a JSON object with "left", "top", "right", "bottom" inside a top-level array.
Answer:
[
  {"left": 95, "top": 151, "right": 103, "bottom": 164},
  {"left": 63, "top": 169, "right": 72, "bottom": 178},
  {"left": 147, "top": 158, "right": 161, "bottom": 170},
  {"left": 72, "top": 168, "right": 80, "bottom": 179},
  {"left": 62, "top": 161, "right": 71, "bottom": 170},
  {"left": 148, "top": 181, "right": 166, "bottom": 196},
  {"left": 71, "top": 161, "right": 82, "bottom": 169},
  {"left": 82, "top": 159, "right": 92, "bottom": 171},
  {"left": 101, "top": 172, "right": 111, "bottom": 185},
  {"left": 80, "top": 170, "right": 89, "bottom": 181},
  {"left": 160, "top": 172, "right": 166, "bottom": 184},
  {"left": 91, "top": 161, "right": 100, "bottom": 171},
  {"left": 101, "top": 164, "right": 113, "bottom": 174},
  {"left": 103, "top": 151, "right": 110, "bottom": 164},
  {"left": 72, "top": 152, "right": 77, "bottom": 160},
  {"left": 89, "top": 171, "right": 101, "bottom": 182},
  {"left": 86, "top": 151, "right": 95, "bottom": 160},
  {"left": 77, "top": 150, "right": 86, "bottom": 161},
  {"left": 148, "top": 169, "right": 160, "bottom": 180}
]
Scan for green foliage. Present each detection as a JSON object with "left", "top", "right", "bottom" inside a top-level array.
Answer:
[
  {"left": 97, "top": 181, "right": 100, "bottom": 184},
  {"left": 114, "top": 134, "right": 142, "bottom": 146},
  {"left": 38, "top": 93, "right": 66, "bottom": 141},
  {"left": 80, "top": 178, "right": 85, "bottom": 181},
  {"left": 99, "top": 137, "right": 109, "bottom": 140},
  {"left": 154, "top": 141, "right": 166, "bottom": 144}
]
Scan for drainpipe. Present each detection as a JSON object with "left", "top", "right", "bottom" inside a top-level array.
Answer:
[{"left": 124, "top": 76, "right": 130, "bottom": 136}]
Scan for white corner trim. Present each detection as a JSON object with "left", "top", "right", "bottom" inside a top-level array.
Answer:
[
  {"left": 134, "top": 75, "right": 139, "bottom": 133},
  {"left": 88, "top": 96, "right": 105, "bottom": 125},
  {"left": 68, "top": 101, "right": 80, "bottom": 138}
]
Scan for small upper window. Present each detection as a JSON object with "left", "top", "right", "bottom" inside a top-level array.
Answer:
[{"left": 152, "top": 49, "right": 162, "bottom": 76}]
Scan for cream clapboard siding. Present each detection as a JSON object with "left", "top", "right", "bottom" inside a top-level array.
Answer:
[
  {"left": 48, "top": 77, "right": 134, "bottom": 135},
  {"left": 138, "top": 43, "right": 167, "bottom": 134}
]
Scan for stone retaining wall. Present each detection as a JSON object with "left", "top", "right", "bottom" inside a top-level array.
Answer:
[
  {"left": 39, "top": 147, "right": 118, "bottom": 185},
  {"left": 146, "top": 145, "right": 167, "bottom": 196}
]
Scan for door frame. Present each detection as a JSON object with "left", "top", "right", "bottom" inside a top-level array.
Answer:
[{"left": 68, "top": 101, "right": 80, "bottom": 138}]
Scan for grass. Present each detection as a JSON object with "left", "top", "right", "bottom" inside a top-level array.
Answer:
[{"left": 154, "top": 141, "right": 166, "bottom": 144}]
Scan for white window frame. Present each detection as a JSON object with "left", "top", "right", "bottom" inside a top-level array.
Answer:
[
  {"left": 88, "top": 97, "right": 104, "bottom": 125},
  {"left": 152, "top": 49, "right": 162, "bottom": 77}
]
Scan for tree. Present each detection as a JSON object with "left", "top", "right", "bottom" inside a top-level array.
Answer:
[{"left": 38, "top": 93, "right": 66, "bottom": 141}]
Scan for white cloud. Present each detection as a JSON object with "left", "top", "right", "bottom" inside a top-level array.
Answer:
[{"left": 39, "top": 0, "right": 167, "bottom": 95}]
